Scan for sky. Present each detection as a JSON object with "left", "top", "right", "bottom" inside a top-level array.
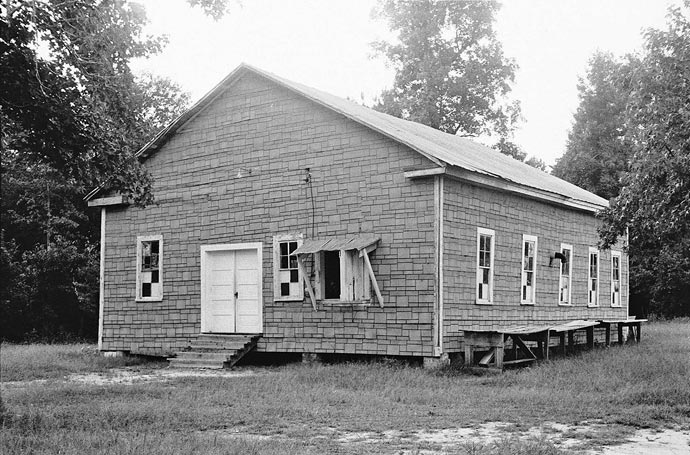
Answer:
[{"left": 131, "top": 0, "right": 677, "bottom": 166}]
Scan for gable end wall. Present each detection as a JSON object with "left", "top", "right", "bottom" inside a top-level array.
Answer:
[{"left": 101, "top": 73, "right": 438, "bottom": 357}]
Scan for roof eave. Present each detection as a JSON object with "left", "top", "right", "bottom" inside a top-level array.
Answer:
[
  {"left": 84, "top": 65, "right": 252, "bottom": 202},
  {"left": 405, "top": 166, "right": 607, "bottom": 213}
]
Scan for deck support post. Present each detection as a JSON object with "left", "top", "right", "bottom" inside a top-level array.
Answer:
[
  {"left": 604, "top": 324, "right": 611, "bottom": 346},
  {"left": 586, "top": 327, "right": 594, "bottom": 348}
]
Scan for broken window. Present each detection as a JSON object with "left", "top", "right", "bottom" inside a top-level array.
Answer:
[
  {"left": 521, "top": 235, "right": 537, "bottom": 304},
  {"left": 476, "top": 228, "right": 495, "bottom": 304},
  {"left": 588, "top": 248, "right": 599, "bottom": 307},
  {"left": 558, "top": 244, "right": 572, "bottom": 305},
  {"left": 611, "top": 251, "right": 621, "bottom": 307},
  {"left": 137, "top": 235, "right": 163, "bottom": 301},
  {"left": 273, "top": 234, "right": 304, "bottom": 301},
  {"left": 292, "top": 236, "right": 383, "bottom": 309},
  {"left": 323, "top": 250, "right": 341, "bottom": 299}
]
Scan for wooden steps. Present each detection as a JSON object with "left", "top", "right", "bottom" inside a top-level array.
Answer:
[{"left": 168, "top": 334, "right": 260, "bottom": 369}]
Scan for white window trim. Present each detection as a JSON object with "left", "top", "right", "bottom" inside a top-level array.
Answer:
[
  {"left": 520, "top": 234, "right": 538, "bottom": 305},
  {"left": 273, "top": 233, "right": 304, "bottom": 301},
  {"left": 611, "top": 250, "right": 622, "bottom": 308},
  {"left": 588, "top": 247, "right": 599, "bottom": 307},
  {"left": 558, "top": 243, "right": 573, "bottom": 306},
  {"left": 476, "top": 227, "right": 495, "bottom": 305},
  {"left": 136, "top": 234, "right": 163, "bottom": 302}
]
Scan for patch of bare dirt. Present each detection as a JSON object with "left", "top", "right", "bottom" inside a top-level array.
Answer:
[
  {"left": 329, "top": 422, "right": 690, "bottom": 454},
  {"left": 598, "top": 428, "right": 690, "bottom": 455},
  {"left": 66, "top": 368, "right": 257, "bottom": 385}
]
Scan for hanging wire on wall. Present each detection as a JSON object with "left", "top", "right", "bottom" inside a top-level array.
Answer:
[{"left": 304, "top": 168, "right": 316, "bottom": 239}]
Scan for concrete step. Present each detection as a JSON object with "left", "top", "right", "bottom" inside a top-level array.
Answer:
[
  {"left": 168, "top": 358, "right": 226, "bottom": 369},
  {"left": 169, "top": 334, "right": 260, "bottom": 369},
  {"left": 195, "top": 335, "right": 256, "bottom": 342},
  {"left": 188, "top": 343, "right": 249, "bottom": 351},
  {"left": 174, "top": 352, "right": 232, "bottom": 361}
]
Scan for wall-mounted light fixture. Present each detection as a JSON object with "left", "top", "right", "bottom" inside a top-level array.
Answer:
[{"left": 549, "top": 251, "right": 567, "bottom": 267}]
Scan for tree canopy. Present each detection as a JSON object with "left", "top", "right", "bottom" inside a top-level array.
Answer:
[
  {"left": 551, "top": 52, "right": 635, "bottom": 200},
  {"left": 372, "top": 0, "right": 521, "bottom": 142},
  {"left": 0, "top": 0, "right": 199, "bottom": 340},
  {"left": 598, "top": 1, "right": 690, "bottom": 316}
]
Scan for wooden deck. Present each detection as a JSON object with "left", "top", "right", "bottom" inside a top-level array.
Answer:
[{"left": 463, "top": 318, "right": 647, "bottom": 370}]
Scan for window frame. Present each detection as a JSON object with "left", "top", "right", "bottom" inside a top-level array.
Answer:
[
  {"left": 558, "top": 243, "right": 573, "bottom": 306},
  {"left": 588, "top": 247, "right": 599, "bottom": 307},
  {"left": 136, "top": 234, "right": 163, "bottom": 302},
  {"left": 272, "top": 233, "right": 304, "bottom": 302},
  {"left": 476, "top": 227, "right": 496, "bottom": 305},
  {"left": 520, "top": 234, "right": 538, "bottom": 305},
  {"left": 315, "top": 249, "right": 371, "bottom": 304},
  {"left": 610, "top": 250, "right": 622, "bottom": 307}
]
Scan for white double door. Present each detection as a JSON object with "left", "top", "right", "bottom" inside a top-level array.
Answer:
[{"left": 201, "top": 244, "right": 262, "bottom": 333}]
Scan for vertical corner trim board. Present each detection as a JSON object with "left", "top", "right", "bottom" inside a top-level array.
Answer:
[
  {"left": 98, "top": 207, "right": 106, "bottom": 351},
  {"left": 433, "top": 174, "right": 444, "bottom": 355}
]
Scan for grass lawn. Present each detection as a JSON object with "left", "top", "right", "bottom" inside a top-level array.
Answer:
[{"left": 1, "top": 320, "right": 689, "bottom": 454}]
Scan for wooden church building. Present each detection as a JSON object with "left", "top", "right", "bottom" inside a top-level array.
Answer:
[{"left": 87, "top": 64, "right": 630, "bottom": 367}]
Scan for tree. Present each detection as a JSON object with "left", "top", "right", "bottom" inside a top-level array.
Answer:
[
  {"left": 552, "top": 52, "right": 635, "bottom": 200},
  {"left": 186, "top": 0, "right": 235, "bottom": 20},
  {"left": 1, "top": 1, "right": 191, "bottom": 341},
  {"left": 524, "top": 156, "right": 547, "bottom": 172},
  {"left": 1, "top": 0, "right": 165, "bottom": 204},
  {"left": 599, "top": 1, "right": 690, "bottom": 317},
  {"left": 371, "top": 0, "right": 521, "bottom": 149}
]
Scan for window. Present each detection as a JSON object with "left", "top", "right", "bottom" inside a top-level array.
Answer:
[
  {"left": 136, "top": 235, "right": 163, "bottom": 301},
  {"left": 476, "top": 228, "right": 495, "bottom": 304},
  {"left": 317, "top": 249, "right": 371, "bottom": 302},
  {"left": 291, "top": 236, "right": 383, "bottom": 308},
  {"left": 521, "top": 235, "right": 537, "bottom": 304},
  {"left": 323, "top": 250, "right": 341, "bottom": 299},
  {"left": 611, "top": 251, "right": 622, "bottom": 307},
  {"left": 588, "top": 247, "right": 599, "bottom": 307},
  {"left": 273, "top": 234, "right": 304, "bottom": 301},
  {"left": 558, "top": 244, "right": 573, "bottom": 305}
]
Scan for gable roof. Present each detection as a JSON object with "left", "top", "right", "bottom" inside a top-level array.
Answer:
[{"left": 87, "top": 63, "right": 608, "bottom": 211}]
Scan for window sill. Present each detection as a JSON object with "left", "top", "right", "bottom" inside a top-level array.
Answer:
[
  {"left": 587, "top": 304, "right": 599, "bottom": 308},
  {"left": 558, "top": 302, "right": 573, "bottom": 307},
  {"left": 274, "top": 297, "right": 304, "bottom": 302},
  {"left": 475, "top": 300, "right": 493, "bottom": 305},
  {"left": 136, "top": 297, "right": 163, "bottom": 303},
  {"left": 320, "top": 299, "right": 373, "bottom": 307},
  {"left": 610, "top": 304, "right": 623, "bottom": 308},
  {"left": 520, "top": 302, "right": 535, "bottom": 306}
]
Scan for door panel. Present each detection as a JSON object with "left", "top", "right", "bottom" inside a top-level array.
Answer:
[
  {"left": 201, "top": 245, "right": 262, "bottom": 334},
  {"left": 235, "top": 249, "right": 261, "bottom": 333},
  {"left": 205, "top": 251, "right": 236, "bottom": 333}
]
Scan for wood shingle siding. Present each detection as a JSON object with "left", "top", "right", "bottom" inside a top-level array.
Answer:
[
  {"left": 101, "top": 73, "right": 437, "bottom": 356},
  {"left": 94, "top": 64, "right": 629, "bottom": 360}
]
